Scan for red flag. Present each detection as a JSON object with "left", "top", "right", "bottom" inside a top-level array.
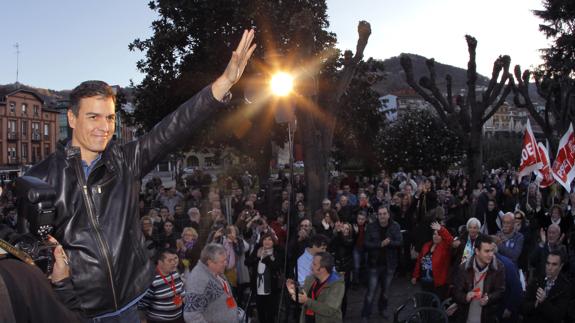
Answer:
[
  {"left": 552, "top": 124, "right": 575, "bottom": 191},
  {"left": 535, "top": 142, "right": 554, "bottom": 188},
  {"left": 518, "top": 120, "right": 542, "bottom": 179}
]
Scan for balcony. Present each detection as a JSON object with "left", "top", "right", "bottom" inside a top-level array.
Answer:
[
  {"left": 7, "top": 157, "right": 20, "bottom": 165},
  {"left": 7, "top": 132, "right": 18, "bottom": 141},
  {"left": 31, "top": 132, "right": 41, "bottom": 142}
]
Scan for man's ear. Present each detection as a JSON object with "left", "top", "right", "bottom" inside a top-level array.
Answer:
[{"left": 67, "top": 110, "right": 77, "bottom": 130}]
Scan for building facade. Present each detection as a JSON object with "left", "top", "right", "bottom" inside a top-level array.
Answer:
[{"left": 0, "top": 89, "right": 58, "bottom": 169}]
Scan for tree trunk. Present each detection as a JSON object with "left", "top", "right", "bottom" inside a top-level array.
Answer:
[{"left": 468, "top": 125, "right": 483, "bottom": 189}]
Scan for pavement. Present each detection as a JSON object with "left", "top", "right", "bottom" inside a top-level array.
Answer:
[{"left": 344, "top": 274, "right": 421, "bottom": 323}]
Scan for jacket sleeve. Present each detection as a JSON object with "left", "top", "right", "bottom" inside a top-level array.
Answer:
[
  {"left": 124, "top": 85, "right": 226, "bottom": 178},
  {"left": 521, "top": 280, "right": 539, "bottom": 316},
  {"left": 304, "top": 281, "right": 345, "bottom": 318},
  {"left": 363, "top": 223, "right": 381, "bottom": 249},
  {"left": 486, "top": 265, "right": 506, "bottom": 305},
  {"left": 184, "top": 279, "right": 210, "bottom": 323},
  {"left": 453, "top": 265, "right": 470, "bottom": 305},
  {"left": 533, "top": 289, "right": 570, "bottom": 322},
  {"left": 388, "top": 222, "right": 403, "bottom": 247},
  {"left": 438, "top": 226, "right": 454, "bottom": 246}
]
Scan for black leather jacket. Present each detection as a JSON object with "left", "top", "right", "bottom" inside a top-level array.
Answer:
[{"left": 25, "top": 85, "right": 223, "bottom": 317}]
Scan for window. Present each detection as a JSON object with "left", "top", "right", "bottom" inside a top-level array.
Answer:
[
  {"left": 44, "top": 144, "right": 51, "bottom": 157},
  {"left": 9, "top": 101, "right": 15, "bottom": 113},
  {"left": 22, "top": 103, "right": 27, "bottom": 114},
  {"left": 8, "top": 147, "right": 16, "bottom": 158},
  {"left": 8, "top": 120, "right": 16, "bottom": 133},
  {"left": 204, "top": 156, "right": 217, "bottom": 167},
  {"left": 21, "top": 120, "right": 28, "bottom": 137},
  {"left": 32, "top": 122, "right": 40, "bottom": 141},
  {"left": 21, "top": 143, "right": 28, "bottom": 159},
  {"left": 44, "top": 123, "right": 50, "bottom": 137}
]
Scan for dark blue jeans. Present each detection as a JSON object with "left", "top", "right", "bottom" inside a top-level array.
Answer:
[{"left": 361, "top": 265, "right": 396, "bottom": 318}]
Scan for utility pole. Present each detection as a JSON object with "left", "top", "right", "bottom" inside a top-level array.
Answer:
[{"left": 14, "top": 43, "right": 20, "bottom": 83}]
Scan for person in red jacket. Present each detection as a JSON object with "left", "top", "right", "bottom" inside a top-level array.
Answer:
[{"left": 411, "top": 221, "right": 453, "bottom": 300}]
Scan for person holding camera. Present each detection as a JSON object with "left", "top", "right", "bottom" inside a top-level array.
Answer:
[
  {"left": 0, "top": 232, "right": 82, "bottom": 322},
  {"left": 23, "top": 29, "right": 255, "bottom": 321},
  {"left": 245, "top": 232, "right": 283, "bottom": 323}
]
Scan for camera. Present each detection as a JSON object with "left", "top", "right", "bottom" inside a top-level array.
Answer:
[{"left": 13, "top": 176, "right": 57, "bottom": 273}]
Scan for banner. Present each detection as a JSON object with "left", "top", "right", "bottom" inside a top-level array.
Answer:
[
  {"left": 535, "top": 142, "right": 554, "bottom": 188},
  {"left": 518, "top": 119, "right": 542, "bottom": 179},
  {"left": 551, "top": 124, "right": 575, "bottom": 191}
]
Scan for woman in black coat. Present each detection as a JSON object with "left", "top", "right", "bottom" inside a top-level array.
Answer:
[{"left": 245, "top": 232, "right": 284, "bottom": 323}]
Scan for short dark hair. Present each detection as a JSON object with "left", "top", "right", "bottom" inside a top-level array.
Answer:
[
  {"left": 309, "top": 234, "right": 329, "bottom": 248},
  {"left": 474, "top": 234, "right": 494, "bottom": 251},
  {"left": 155, "top": 248, "right": 177, "bottom": 264},
  {"left": 548, "top": 249, "right": 565, "bottom": 265},
  {"left": 69, "top": 80, "right": 116, "bottom": 116},
  {"left": 314, "top": 252, "right": 334, "bottom": 273}
]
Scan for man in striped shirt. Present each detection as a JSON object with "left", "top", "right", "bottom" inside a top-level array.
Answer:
[{"left": 139, "top": 249, "right": 185, "bottom": 323}]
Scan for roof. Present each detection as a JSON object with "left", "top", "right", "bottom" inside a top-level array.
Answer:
[{"left": 0, "top": 88, "right": 45, "bottom": 104}]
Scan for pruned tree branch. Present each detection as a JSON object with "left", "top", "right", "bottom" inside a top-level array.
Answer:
[
  {"left": 465, "top": 35, "right": 478, "bottom": 110},
  {"left": 400, "top": 54, "right": 449, "bottom": 124},
  {"left": 333, "top": 20, "right": 371, "bottom": 104}
]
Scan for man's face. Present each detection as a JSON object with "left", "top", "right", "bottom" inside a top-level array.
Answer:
[
  {"left": 157, "top": 253, "right": 179, "bottom": 274},
  {"left": 378, "top": 208, "right": 390, "bottom": 227},
  {"left": 174, "top": 206, "right": 183, "bottom": 215},
  {"left": 311, "top": 255, "right": 324, "bottom": 278},
  {"left": 208, "top": 253, "right": 227, "bottom": 275},
  {"left": 189, "top": 209, "right": 200, "bottom": 222},
  {"left": 502, "top": 216, "right": 514, "bottom": 234},
  {"left": 164, "top": 222, "right": 174, "bottom": 234},
  {"left": 142, "top": 220, "right": 153, "bottom": 231},
  {"left": 404, "top": 184, "right": 413, "bottom": 196},
  {"left": 545, "top": 254, "right": 563, "bottom": 280},
  {"left": 300, "top": 220, "right": 312, "bottom": 234},
  {"left": 343, "top": 185, "right": 351, "bottom": 193},
  {"left": 475, "top": 242, "right": 495, "bottom": 265},
  {"left": 160, "top": 208, "right": 169, "bottom": 218},
  {"left": 547, "top": 226, "right": 561, "bottom": 244},
  {"left": 322, "top": 201, "right": 331, "bottom": 210},
  {"left": 357, "top": 214, "right": 366, "bottom": 226},
  {"left": 340, "top": 196, "right": 348, "bottom": 206},
  {"left": 487, "top": 201, "right": 496, "bottom": 211},
  {"left": 68, "top": 96, "right": 115, "bottom": 159}
]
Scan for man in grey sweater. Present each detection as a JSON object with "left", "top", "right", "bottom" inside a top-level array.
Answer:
[{"left": 184, "top": 244, "right": 239, "bottom": 323}]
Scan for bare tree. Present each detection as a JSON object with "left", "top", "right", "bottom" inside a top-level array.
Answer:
[
  {"left": 291, "top": 9, "right": 372, "bottom": 212},
  {"left": 512, "top": 65, "right": 574, "bottom": 154},
  {"left": 400, "top": 35, "right": 513, "bottom": 185}
]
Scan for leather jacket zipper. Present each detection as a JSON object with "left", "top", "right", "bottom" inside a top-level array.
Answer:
[{"left": 75, "top": 161, "right": 119, "bottom": 310}]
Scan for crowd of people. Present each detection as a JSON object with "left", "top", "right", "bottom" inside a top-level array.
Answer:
[
  {"left": 58, "top": 165, "right": 564, "bottom": 322},
  {"left": 0, "top": 27, "right": 574, "bottom": 323}
]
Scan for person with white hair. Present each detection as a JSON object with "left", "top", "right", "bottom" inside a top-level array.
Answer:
[
  {"left": 494, "top": 212, "right": 524, "bottom": 265},
  {"left": 184, "top": 243, "right": 240, "bottom": 323},
  {"left": 452, "top": 217, "right": 485, "bottom": 265}
]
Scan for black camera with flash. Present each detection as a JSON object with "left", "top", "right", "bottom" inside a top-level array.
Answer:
[{"left": 12, "top": 176, "right": 57, "bottom": 273}]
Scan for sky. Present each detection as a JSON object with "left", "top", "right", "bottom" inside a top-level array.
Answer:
[{"left": 0, "top": 0, "right": 549, "bottom": 91}]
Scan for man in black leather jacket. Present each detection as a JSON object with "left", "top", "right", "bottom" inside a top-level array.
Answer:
[{"left": 24, "top": 29, "right": 255, "bottom": 320}]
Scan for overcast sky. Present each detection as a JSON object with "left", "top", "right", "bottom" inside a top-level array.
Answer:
[{"left": 0, "top": 0, "right": 549, "bottom": 90}]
